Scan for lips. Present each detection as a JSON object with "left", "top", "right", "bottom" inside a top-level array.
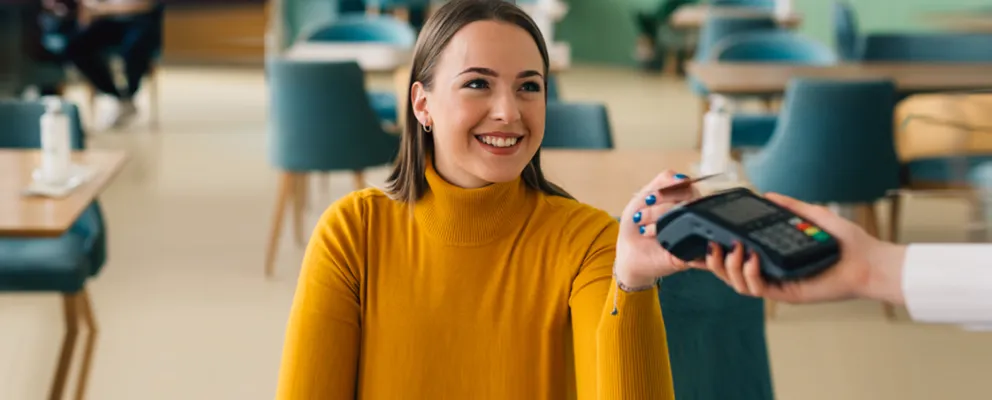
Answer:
[{"left": 474, "top": 132, "right": 524, "bottom": 155}]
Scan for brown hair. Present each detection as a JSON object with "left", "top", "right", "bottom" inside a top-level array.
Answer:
[{"left": 384, "top": 0, "right": 572, "bottom": 203}]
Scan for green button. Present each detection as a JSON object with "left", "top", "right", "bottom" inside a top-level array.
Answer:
[{"left": 813, "top": 232, "right": 831, "bottom": 242}]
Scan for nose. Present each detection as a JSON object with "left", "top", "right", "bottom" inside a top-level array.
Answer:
[{"left": 489, "top": 88, "right": 521, "bottom": 124}]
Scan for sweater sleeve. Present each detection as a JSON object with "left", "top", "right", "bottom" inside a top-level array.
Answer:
[
  {"left": 569, "top": 216, "right": 675, "bottom": 400},
  {"left": 275, "top": 193, "right": 366, "bottom": 399}
]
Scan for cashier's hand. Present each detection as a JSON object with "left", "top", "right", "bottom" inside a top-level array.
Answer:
[
  {"left": 697, "top": 193, "right": 907, "bottom": 305},
  {"left": 615, "top": 171, "right": 702, "bottom": 288}
]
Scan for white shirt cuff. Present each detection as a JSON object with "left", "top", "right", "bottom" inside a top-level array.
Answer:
[{"left": 903, "top": 243, "right": 992, "bottom": 325}]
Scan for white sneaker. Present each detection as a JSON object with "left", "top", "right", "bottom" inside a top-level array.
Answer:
[{"left": 96, "top": 99, "right": 138, "bottom": 131}]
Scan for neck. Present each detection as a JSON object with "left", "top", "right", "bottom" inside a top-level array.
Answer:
[{"left": 413, "top": 160, "right": 535, "bottom": 245}]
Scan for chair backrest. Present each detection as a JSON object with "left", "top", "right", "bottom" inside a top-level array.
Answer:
[
  {"left": 712, "top": 31, "right": 838, "bottom": 65},
  {"left": 542, "top": 102, "right": 614, "bottom": 149},
  {"left": 660, "top": 270, "right": 774, "bottom": 400},
  {"left": 546, "top": 74, "right": 561, "bottom": 102},
  {"left": 832, "top": 1, "right": 860, "bottom": 61},
  {"left": 282, "top": 0, "right": 339, "bottom": 46},
  {"left": 695, "top": 14, "right": 778, "bottom": 62},
  {"left": 710, "top": 0, "right": 774, "bottom": 8},
  {"left": 862, "top": 33, "right": 992, "bottom": 62},
  {"left": 303, "top": 14, "right": 417, "bottom": 47},
  {"left": 0, "top": 99, "right": 85, "bottom": 150},
  {"left": 746, "top": 78, "right": 902, "bottom": 203},
  {"left": 267, "top": 59, "right": 400, "bottom": 172}
]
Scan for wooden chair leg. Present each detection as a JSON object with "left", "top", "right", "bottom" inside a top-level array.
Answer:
[
  {"left": 857, "top": 203, "right": 897, "bottom": 320},
  {"left": 74, "top": 289, "right": 98, "bottom": 400},
  {"left": 87, "top": 85, "right": 98, "bottom": 128},
  {"left": 50, "top": 293, "right": 80, "bottom": 400},
  {"left": 353, "top": 170, "right": 366, "bottom": 190},
  {"left": 148, "top": 67, "right": 160, "bottom": 131},
  {"left": 292, "top": 174, "right": 308, "bottom": 247},
  {"left": 888, "top": 194, "right": 902, "bottom": 243},
  {"left": 265, "top": 172, "right": 296, "bottom": 277}
]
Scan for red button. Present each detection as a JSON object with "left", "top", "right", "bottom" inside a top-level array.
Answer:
[{"left": 796, "top": 223, "right": 811, "bottom": 230}]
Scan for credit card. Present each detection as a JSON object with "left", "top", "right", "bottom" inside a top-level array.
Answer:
[{"left": 657, "top": 173, "right": 723, "bottom": 193}]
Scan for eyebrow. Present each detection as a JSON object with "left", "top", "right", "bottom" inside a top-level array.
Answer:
[{"left": 458, "top": 67, "right": 544, "bottom": 79}]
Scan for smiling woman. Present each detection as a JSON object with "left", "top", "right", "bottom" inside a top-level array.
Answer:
[{"left": 275, "top": 0, "right": 695, "bottom": 399}]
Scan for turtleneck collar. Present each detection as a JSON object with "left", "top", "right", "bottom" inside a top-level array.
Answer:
[{"left": 413, "top": 158, "right": 536, "bottom": 246}]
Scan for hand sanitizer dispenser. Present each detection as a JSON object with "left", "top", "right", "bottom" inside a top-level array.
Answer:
[
  {"left": 39, "top": 96, "right": 72, "bottom": 185},
  {"left": 699, "top": 95, "right": 732, "bottom": 176}
]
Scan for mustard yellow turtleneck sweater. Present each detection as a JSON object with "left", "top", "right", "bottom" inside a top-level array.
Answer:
[{"left": 275, "top": 162, "right": 675, "bottom": 399}]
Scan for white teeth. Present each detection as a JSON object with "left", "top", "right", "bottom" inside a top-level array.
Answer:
[{"left": 479, "top": 136, "right": 519, "bottom": 148}]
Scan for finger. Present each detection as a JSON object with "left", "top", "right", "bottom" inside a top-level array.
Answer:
[
  {"left": 638, "top": 223, "right": 657, "bottom": 237},
  {"left": 742, "top": 250, "right": 765, "bottom": 296},
  {"left": 622, "top": 170, "right": 693, "bottom": 222},
  {"left": 724, "top": 242, "right": 748, "bottom": 294},
  {"left": 631, "top": 190, "right": 695, "bottom": 228},
  {"left": 705, "top": 242, "right": 730, "bottom": 282}
]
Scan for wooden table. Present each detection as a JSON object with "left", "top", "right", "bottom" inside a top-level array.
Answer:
[
  {"left": 541, "top": 149, "right": 748, "bottom": 215},
  {"left": 670, "top": 5, "right": 802, "bottom": 29},
  {"left": 687, "top": 62, "right": 992, "bottom": 96},
  {"left": 0, "top": 149, "right": 128, "bottom": 238}
]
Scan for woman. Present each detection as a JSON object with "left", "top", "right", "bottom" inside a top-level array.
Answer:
[{"left": 275, "top": 0, "right": 697, "bottom": 398}]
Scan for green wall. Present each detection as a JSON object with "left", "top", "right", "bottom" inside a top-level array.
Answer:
[{"left": 555, "top": 0, "right": 992, "bottom": 66}]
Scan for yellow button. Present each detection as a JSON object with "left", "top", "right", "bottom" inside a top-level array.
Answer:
[{"left": 804, "top": 227, "right": 820, "bottom": 236}]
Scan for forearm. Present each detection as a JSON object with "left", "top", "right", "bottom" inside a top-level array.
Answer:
[
  {"left": 862, "top": 242, "right": 907, "bottom": 305},
  {"left": 595, "top": 283, "right": 675, "bottom": 400}
]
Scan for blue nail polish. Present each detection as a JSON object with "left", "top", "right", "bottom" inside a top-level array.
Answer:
[
  {"left": 645, "top": 194, "right": 657, "bottom": 206},
  {"left": 674, "top": 173, "right": 688, "bottom": 180},
  {"left": 633, "top": 211, "right": 642, "bottom": 223},
  {"left": 639, "top": 225, "right": 646, "bottom": 235}
]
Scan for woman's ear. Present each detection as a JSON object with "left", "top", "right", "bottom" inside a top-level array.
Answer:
[{"left": 410, "top": 81, "right": 431, "bottom": 128}]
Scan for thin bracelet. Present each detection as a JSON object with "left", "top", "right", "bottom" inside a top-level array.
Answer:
[{"left": 611, "top": 268, "right": 661, "bottom": 316}]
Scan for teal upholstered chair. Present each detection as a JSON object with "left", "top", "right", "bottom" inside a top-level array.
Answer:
[
  {"left": 660, "top": 270, "right": 774, "bottom": 400},
  {"left": 303, "top": 14, "right": 418, "bottom": 125},
  {"left": 689, "top": 15, "right": 777, "bottom": 148},
  {"left": 711, "top": 31, "right": 838, "bottom": 149},
  {"left": 832, "top": 1, "right": 860, "bottom": 61},
  {"left": 712, "top": 31, "right": 837, "bottom": 65},
  {"left": 542, "top": 102, "right": 613, "bottom": 149},
  {"left": 741, "top": 79, "right": 902, "bottom": 318},
  {"left": 265, "top": 59, "right": 400, "bottom": 276},
  {"left": 862, "top": 33, "right": 992, "bottom": 62},
  {"left": 711, "top": 0, "right": 774, "bottom": 7},
  {"left": 0, "top": 99, "right": 104, "bottom": 399},
  {"left": 546, "top": 74, "right": 561, "bottom": 102}
]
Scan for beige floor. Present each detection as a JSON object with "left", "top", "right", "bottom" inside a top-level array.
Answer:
[{"left": 3, "top": 65, "right": 992, "bottom": 400}]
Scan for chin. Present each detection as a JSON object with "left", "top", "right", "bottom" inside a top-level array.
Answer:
[{"left": 472, "top": 158, "right": 532, "bottom": 183}]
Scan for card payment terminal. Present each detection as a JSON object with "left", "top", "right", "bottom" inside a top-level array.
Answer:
[{"left": 654, "top": 187, "right": 840, "bottom": 281}]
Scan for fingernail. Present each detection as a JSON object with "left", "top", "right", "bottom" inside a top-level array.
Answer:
[
  {"left": 674, "top": 173, "right": 688, "bottom": 180},
  {"left": 645, "top": 194, "right": 657, "bottom": 206},
  {"left": 633, "top": 211, "right": 642, "bottom": 223},
  {"left": 639, "top": 225, "right": 646, "bottom": 235}
]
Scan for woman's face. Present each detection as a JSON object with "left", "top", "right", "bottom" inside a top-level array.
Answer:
[{"left": 411, "top": 20, "right": 545, "bottom": 188}]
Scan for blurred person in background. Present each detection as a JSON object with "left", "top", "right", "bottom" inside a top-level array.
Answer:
[
  {"left": 54, "top": 0, "right": 163, "bottom": 130},
  {"left": 274, "top": 0, "right": 701, "bottom": 398}
]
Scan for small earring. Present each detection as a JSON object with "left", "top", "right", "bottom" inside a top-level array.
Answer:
[{"left": 423, "top": 124, "right": 432, "bottom": 133}]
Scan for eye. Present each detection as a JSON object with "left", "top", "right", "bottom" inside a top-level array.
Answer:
[
  {"left": 464, "top": 79, "right": 489, "bottom": 89},
  {"left": 520, "top": 81, "right": 542, "bottom": 93}
]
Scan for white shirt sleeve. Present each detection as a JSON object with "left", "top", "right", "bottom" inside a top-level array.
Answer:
[{"left": 903, "top": 243, "right": 992, "bottom": 325}]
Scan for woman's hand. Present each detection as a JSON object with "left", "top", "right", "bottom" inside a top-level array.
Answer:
[
  {"left": 614, "top": 170, "right": 700, "bottom": 288},
  {"left": 698, "top": 192, "right": 908, "bottom": 305}
]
